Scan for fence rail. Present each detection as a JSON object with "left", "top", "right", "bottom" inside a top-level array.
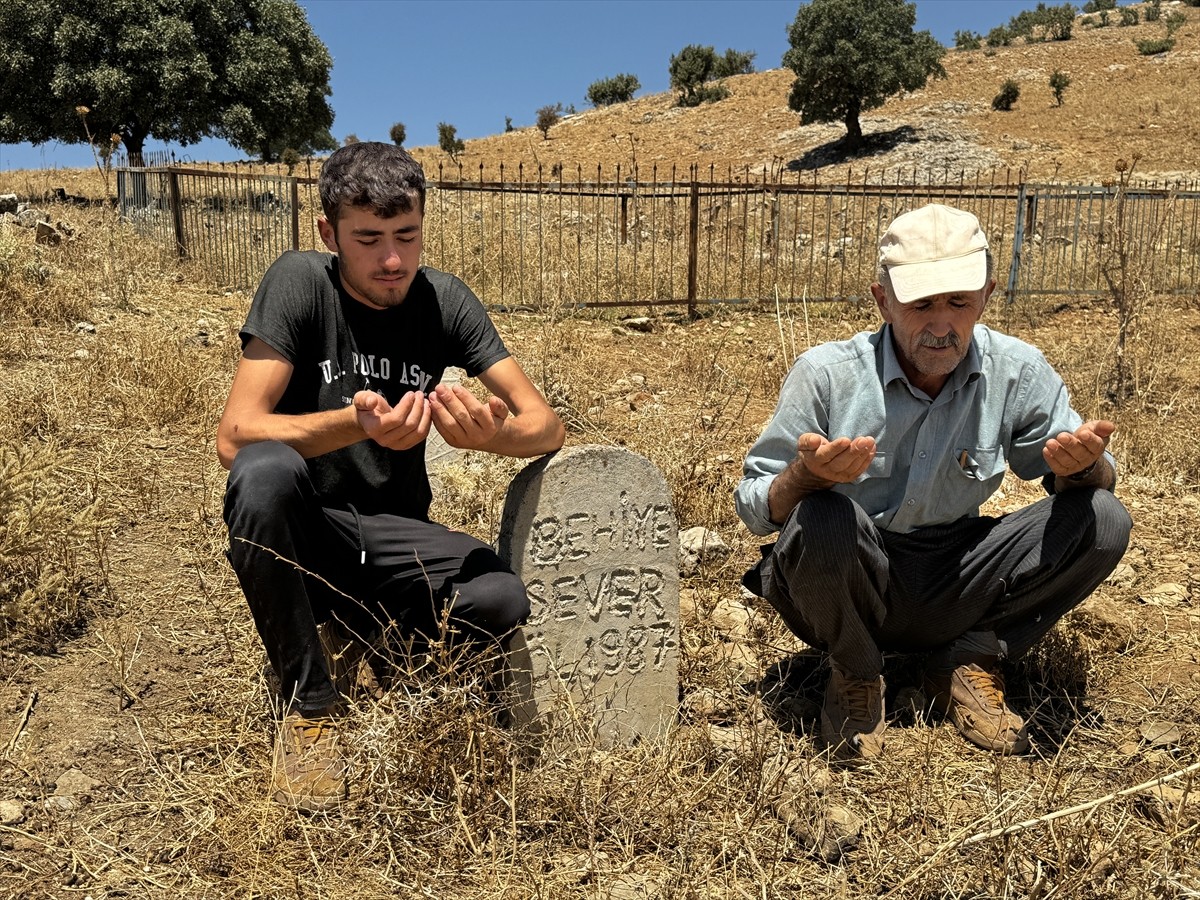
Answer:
[{"left": 115, "top": 161, "right": 1200, "bottom": 311}]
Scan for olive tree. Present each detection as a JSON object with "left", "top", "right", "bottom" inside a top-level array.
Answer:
[
  {"left": 0, "top": 0, "right": 334, "bottom": 161},
  {"left": 782, "top": 0, "right": 945, "bottom": 151}
]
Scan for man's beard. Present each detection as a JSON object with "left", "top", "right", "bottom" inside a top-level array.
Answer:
[{"left": 910, "top": 332, "right": 966, "bottom": 376}]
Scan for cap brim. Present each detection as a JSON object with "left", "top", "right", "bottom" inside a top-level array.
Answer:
[{"left": 889, "top": 250, "right": 987, "bottom": 304}]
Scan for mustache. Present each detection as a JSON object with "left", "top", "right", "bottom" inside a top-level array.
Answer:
[{"left": 918, "top": 333, "right": 960, "bottom": 349}]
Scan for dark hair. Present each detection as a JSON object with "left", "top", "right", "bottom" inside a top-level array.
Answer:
[{"left": 319, "top": 141, "right": 426, "bottom": 227}]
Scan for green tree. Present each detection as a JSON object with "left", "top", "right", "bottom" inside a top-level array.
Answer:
[
  {"left": 713, "top": 48, "right": 756, "bottom": 77},
  {"left": 389, "top": 121, "right": 406, "bottom": 146},
  {"left": 1009, "top": 3, "right": 1077, "bottom": 42},
  {"left": 438, "top": 122, "right": 465, "bottom": 162},
  {"left": 1049, "top": 69, "right": 1071, "bottom": 105},
  {"left": 0, "top": 0, "right": 334, "bottom": 162},
  {"left": 586, "top": 73, "right": 641, "bottom": 107},
  {"left": 668, "top": 44, "right": 730, "bottom": 107},
  {"left": 992, "top": 79, "right": 1020, "bottom": 111},
  {"left": 954, "top": 30, "right": 983, "bottom": 50},
  {"left": 535, "top": 103, "right": 562, "bottom": 140},
  {"left": 782, "top": 0, "right": 946, "bottom": 151},
  {"left": 987, "top": 25, "right": 1015, "bottom": 46},
  {"left": 1051, "top": 69, "right": 1070, "bottom": 105}
]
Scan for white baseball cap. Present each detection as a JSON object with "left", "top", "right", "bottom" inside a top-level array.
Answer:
[{"left": 878, "top": 204, "right": 989, "bottom": 304}]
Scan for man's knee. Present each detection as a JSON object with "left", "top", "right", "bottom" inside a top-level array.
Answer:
[
  {"left": 1089, "top": 487, "right": 1133, "bottom": 556},
  {"left": 226, "top": 441, "right": 308, "bottom": 514},
  {"left": 454, "top": 570, "right": 531, "bottom": 639},
  {"left": 1051, "top": 486, "right": 1132, "bottom": 563},
  {"left": 777, "top": 490, "right": 870, "bottom": 572}
]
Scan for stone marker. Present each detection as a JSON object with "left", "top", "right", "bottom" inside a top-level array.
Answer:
[
  {"left": 424, "top": 366, "right": 465, "bottom": 473},
  {"left": 497, "top": 445, "right": 679, "bottom": 744}
]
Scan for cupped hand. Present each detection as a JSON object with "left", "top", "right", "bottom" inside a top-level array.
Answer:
[
  {"left": 1043, "top": 419, "right": 1115, "bottom": 477},
  {"left": 796, "top": 433, "right": 877, "bottom": 484},
  {"left": 430, "top": 383, "right": 509, "bottom": 450},
  {"left": 353, "top": 390, "right": 432, "bottom": 451}
]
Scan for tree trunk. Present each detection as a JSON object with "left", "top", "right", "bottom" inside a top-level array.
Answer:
[
  {"left": 121, "top": 128, "right": 151, "bottom": 209},
  {"left": 844, "top": 105, "right": 864, "bottom": 151}
]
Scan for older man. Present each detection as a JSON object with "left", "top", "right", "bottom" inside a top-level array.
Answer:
[{"left": 736, "top": 204, "right": 1131, "bottom": 759}]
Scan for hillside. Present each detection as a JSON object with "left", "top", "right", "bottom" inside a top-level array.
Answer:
[
  {"left": 406, "top": 5, "right": 1200, "bottom": 184},
  {"left": 3, "top": 5, "right": 1196, "bottom": 201}
]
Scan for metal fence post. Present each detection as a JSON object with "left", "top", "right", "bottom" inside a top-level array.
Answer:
[
  {"left": 167, "top": 170, "right": 187, "bottom": 258},
  {"left": 1006, "top": 182, "right": 1028, "bottom": 304},
  {"left": 290, "top": 177, "right": 300, "bottom": 251},
  {"left": 687, "top": 177, "right": 699, "bottom": 318}
]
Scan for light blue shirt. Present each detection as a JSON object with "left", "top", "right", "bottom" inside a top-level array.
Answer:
[{"left": 735, "top": 324, "right": 1100, "bottom": 536}]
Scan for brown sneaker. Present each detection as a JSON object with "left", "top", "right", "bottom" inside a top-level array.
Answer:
[
  {"left": 924, "top": 663, "right": 1029, "bottom": 755},
  {"left": 820, "top": 665, "right": 886, "bottom": 759},
  {"left": 272, "top": 712, "right": 348, "bottom": 812}
]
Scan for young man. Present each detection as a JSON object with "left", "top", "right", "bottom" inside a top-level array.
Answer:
[
  {"left": 217, "top": 142, "right": 565, "bottom": 811},
  {"left": 736, "top": 204, "right": 1131, "bottom": 759}
]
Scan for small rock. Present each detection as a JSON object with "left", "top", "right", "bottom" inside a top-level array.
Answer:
[
  {"left": 679, "top": 526, "right": 731, "bottom": 575},
  {"left": 682, "top": 686, "right": 736, "bottom": 720},
  {"left": 620, "top": 316, "right": 653, "bottom": 333},
  {"left": 1140, "top": 583, "right": 1189, "bottom": 606},
  {"left": 0, "top": 800, "right": 25, "bottom": 825},
  {"left": 17, "top": 208, "right": 48, "bottom": 228},
  {"left": 72, "top": 349, "right": 90, "bottom": 360},
  {"left": 35, "top": 221, "right": 62, "bottom": 245},
  {"left": 44, "top": 795, "right": 77, "bottom": 814},
  {"left": 1139, "top": 721, "right": 1182, "bottom": 748},
  {"left": 75, "top": 321, "right": 96, "bottom": 334},
  {"left": 55, "top": 767, "right": 102, "bottom": 797},
  {"left": 708, "top": 596, "right": 752, "bottom": 640},
  {"left": 705, "top": 723, "right": 753, "bottom": 755}
]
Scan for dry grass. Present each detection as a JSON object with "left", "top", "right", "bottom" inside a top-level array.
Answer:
[{"left": 1, "top": 201, "right": 1198, "bottom": 898}]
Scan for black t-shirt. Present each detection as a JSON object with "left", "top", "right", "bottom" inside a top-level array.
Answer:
[{"left": 240, "top": 250, "right": 510, "bottom": 518}]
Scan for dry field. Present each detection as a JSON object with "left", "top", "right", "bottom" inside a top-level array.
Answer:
[{"left": 3, "top": 6, "right": 1200, "bottom": 899}]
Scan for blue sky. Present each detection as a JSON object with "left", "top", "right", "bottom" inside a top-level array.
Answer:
[{"left": 1, "top": 0, "right": 1042, "bottom": 172}]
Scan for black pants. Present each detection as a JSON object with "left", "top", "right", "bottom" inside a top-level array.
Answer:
[
  {"left": 747, "top": 487, "right": 1132, "bottom": 680},
  {"left": 223, "top": 441, "right": 530, "bottom": 712}
]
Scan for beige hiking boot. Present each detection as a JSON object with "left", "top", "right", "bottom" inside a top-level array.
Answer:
[
  {"left": 820, "top": 664, "right": 886, "bottom": 759},
  {"left": 271, "top": 712, "right": 348, "bottom": 812},
  {"left": 924, "top": 663, "right": 1029, "bottom": 755},
  {"left": 318, "top": 618, "right": 383, "bottom": 702}
]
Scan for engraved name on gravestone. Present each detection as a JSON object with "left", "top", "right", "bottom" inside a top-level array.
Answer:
[{"left": 497, "top": 445, "right": 679, "bottom": 743}]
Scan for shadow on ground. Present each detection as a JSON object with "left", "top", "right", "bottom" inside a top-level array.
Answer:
[{"left": 786, "top": 125, "right": 921, "bottom": 172}]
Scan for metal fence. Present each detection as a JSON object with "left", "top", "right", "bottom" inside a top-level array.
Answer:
[{"left": 114, "top": 160, "right": 1200, "bottom": 311}]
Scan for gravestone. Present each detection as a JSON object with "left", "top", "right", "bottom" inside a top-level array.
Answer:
[
  {"left": 497, "top": 445, "right": 679, "bottom": 744},
  {"left": 425, "top": 366, "right": 465, "bottom": 474}
]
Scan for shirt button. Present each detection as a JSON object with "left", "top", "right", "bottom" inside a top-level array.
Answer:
[
  {"left": 919, "top": 451, "right": 927, "bottom": 459},
  {"left": 907, "top": 499, "right": 915, "bottom": 506}
]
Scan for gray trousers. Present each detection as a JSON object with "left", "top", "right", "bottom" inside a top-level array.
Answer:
[{"left": 746, "top": 487, "right": 1132, "bottom": 679}]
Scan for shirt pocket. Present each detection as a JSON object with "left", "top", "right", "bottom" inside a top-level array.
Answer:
[{"left": 953, "top": 446, "right": 1004, "bottom": 483}]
